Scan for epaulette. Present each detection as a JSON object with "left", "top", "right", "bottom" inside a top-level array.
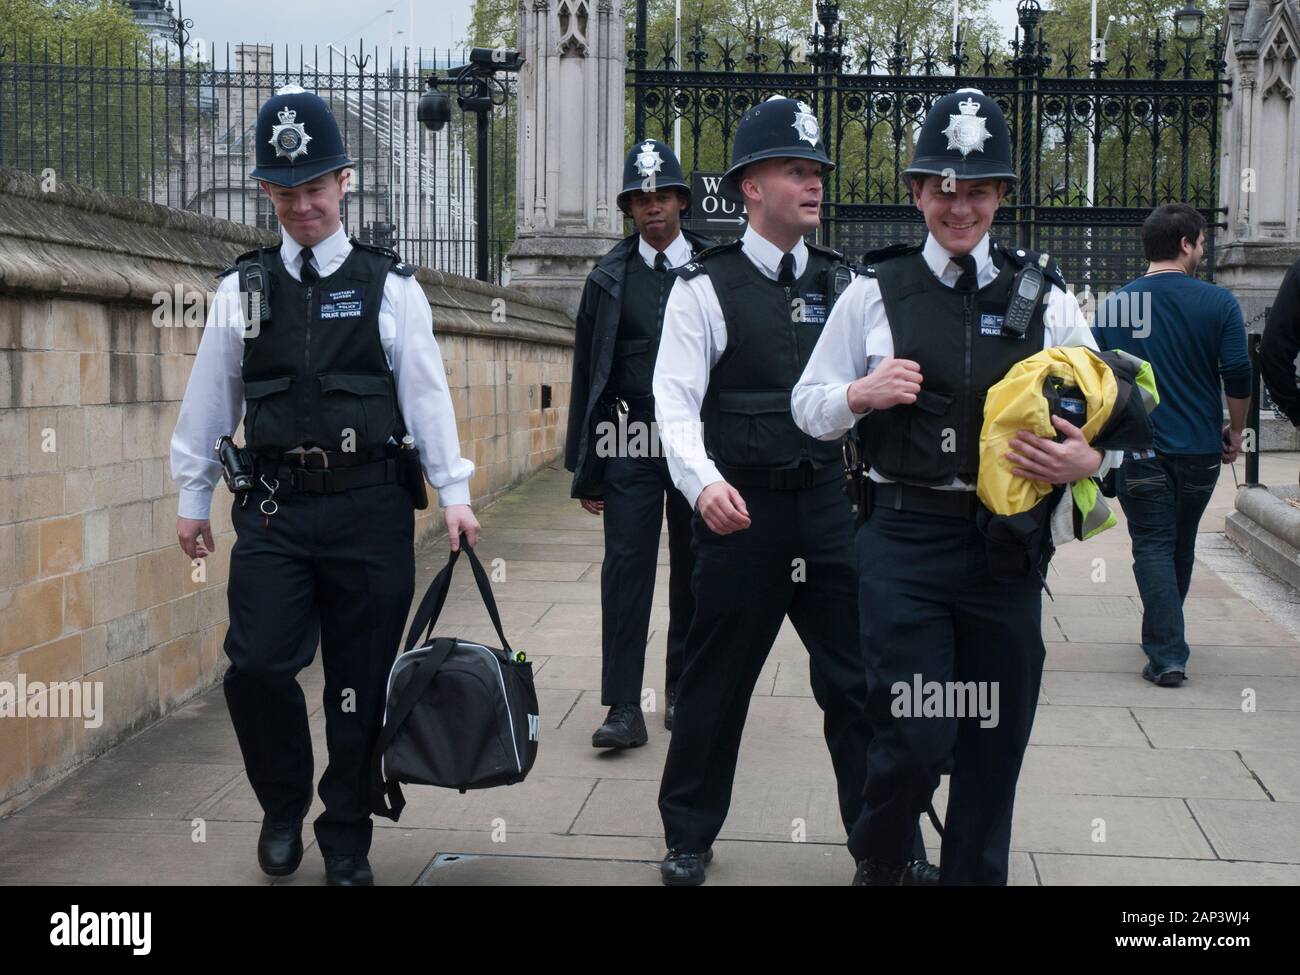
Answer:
[
  {"left": 672, "top": 238, "right": 741, "bottom": 279},
  {"left": 350, "top": 237, "right": 417, "bottom": 276},
  {"left": 217, "top": 242, "right": 280, "bottom": 279},
  {"left": 993, "top": 240, "right": 1068, "bottom": 291},
  {"left": 806, "top": 240, "right": 845, "bottom": 262},
  {"left": 856, "top": 242, "right": 922, "bottom": 277}
]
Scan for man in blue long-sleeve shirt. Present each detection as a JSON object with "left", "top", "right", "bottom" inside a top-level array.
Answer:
[{"left": 1094, "top": 203, "right": 1251, "bottom": 687}]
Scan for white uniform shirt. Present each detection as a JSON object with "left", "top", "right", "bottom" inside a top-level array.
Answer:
[
  {"left": 170, "top": 224, "right": 474, "bottom": 520},
  {"left": 637, "top": 230, "right": 694, "bottom": 270},
  {"left": 791, "top": 232, "right": 1119, "bottom": 488},
  {"left": 653, "top": 224, "right": 811, "bottom": 509}
]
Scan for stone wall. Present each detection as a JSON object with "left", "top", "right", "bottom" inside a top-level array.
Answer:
[{"left": 0, "top": 168, "right": 574, "bottom": 813}]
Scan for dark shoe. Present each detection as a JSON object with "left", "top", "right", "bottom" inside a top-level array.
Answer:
[
  {"left": 592, "top": 703, "right": 649, "bottom": 749},
  {"left": 257, "top": 819, "right": 304, "bottom": 877},
  {"left": 852, "top": 857, "right": 905, "bottom": 886},
  {"left": 324, "top": 855, "right": 374, "bottom": 886},
  {"left": 1142, "top": 664, "right": 1186, "bottom": 687},
  {"left": 660, "top": 848, "right": 713, "bottom": 886},
  {"left": 900, "top": 859, "right": 941, "bottom": 885},
  {"left": 664, "top": 688, "right": 677, "bottom": 731}
]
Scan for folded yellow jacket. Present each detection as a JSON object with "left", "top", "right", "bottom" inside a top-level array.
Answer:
[{"left": 978, "top": 345, "right": 1157, "bottom": 519}]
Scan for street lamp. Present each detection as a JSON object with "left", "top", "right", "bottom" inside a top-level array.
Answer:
[
  {"left": 1174, "top": 4, "right": 1205, "bottom": 41},
  {"left": 418, "top": 48, "right": 525, "bottom": 283}
]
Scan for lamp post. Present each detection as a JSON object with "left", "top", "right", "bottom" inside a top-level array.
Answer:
[
  {"left": 1174, "top": 3, "right": 1205, "bottom": 79},
  {"left": 419, "top": 48, "right": 524, "bottom": 283},
  {"left": 1086, "top": 12, "right": 1115, "bottom": 208},
  {"left": 166, "top": 1, "right": 194, "bottom": 210}
]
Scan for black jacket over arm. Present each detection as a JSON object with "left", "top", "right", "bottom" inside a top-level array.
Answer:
[
  {"left": 1262, "top": 258, "right": 1300, "bottom": 427},
  {"left": 564, "top": 228, "right": 717, "bottom": 499}
]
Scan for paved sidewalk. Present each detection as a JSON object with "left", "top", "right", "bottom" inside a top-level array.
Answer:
[{"left": 1, "top": 456, "right": 1299, "bottom": 886}]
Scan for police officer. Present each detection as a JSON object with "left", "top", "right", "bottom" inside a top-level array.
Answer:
[
  {"left": 170, "top": 85, "right": 478, "bottom": 886},
  {"left": 565, "top": 140, "right": 716, "bottom": 747},
  {"left": 792, "top": 88, "right": 1120, "bottom": 884},
  {"left": 653, "top": 97, "right": 929, "bottom": 886}
]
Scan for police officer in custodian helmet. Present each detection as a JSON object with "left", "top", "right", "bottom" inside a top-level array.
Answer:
[
  {"left": 792, "top": 88, "right": 1121, "bottom": 884},
  {"left": 565, "top": 139, "right": 716, "bottom": 749},
  {"left": 171, "top": 85, "right": 478, "bottom": 886},
  {"left": 652, "top": 96, "right": 930, "bottom": 886}
]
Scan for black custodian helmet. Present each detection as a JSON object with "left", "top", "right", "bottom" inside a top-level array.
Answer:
[
  {"left": 249, "top": 84, "right": 354, "bottom": 187},
  {"left": 617, "top": 138, "right": 691, "bottom": 216},
  {"left": 903, "top": 87, "right": 1016, "bottom": 185},
  {"left": 720, "top": 96, "right": 835, "bottom": 203}
]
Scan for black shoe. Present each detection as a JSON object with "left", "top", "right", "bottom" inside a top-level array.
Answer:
[
  {"left": 324, "top": 855, "right": 374, "bottom": 886},
  {"left": 901, "top": 859, "right": 941, "bottom": 885},
  {"left": 257, "top": 819, "right": 304, "bottom": 877},
  {"left": 1142, "top": 664, "right": 1186, "bottom": 687},
  {"left": 664, "top": 688, "right": 677, "bottom": 731},
  {"left": 592, "top": 703, "right": 649, "bottom": 749},
  {"left": 852, "top": 857, "right": 906, "bottom": 886},
  {"left": 660, "top": 848, "right": 713, "bottom": 886}
]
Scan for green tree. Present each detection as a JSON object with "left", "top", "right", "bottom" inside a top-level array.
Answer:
[
  {"left": 1022, "top": 1, "right": 1227, "bottom": 209},
  {"left": 0, "top": 0, "right": 194, "bottom": 198}
]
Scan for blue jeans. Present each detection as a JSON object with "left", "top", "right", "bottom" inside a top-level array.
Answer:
[{"left": 1116, "top": 453, "right": 1220, "bottom": 675}]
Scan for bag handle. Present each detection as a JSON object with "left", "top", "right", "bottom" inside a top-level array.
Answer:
[
  {"left": 403, "top": 535, "right": 513, "bottom": 655},
  {"left": 369, "top": 637, "right": 457, "bottom": 821}
]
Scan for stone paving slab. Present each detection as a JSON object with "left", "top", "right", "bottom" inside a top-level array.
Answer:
[
  {"left": 1188, "top": 799, "right": 1300, "bottom": 862},
  {"left": 1045, "top": 642, "right": 1300, "bottom": 676},
  {"left": 1041, "top": 672, "right": 1300, "bottom": 709},
  {"left": 4, "top": 458, "right": 1300, "bottom": 885},
  {"left": 1132, "top": 708, "right": 1300, "bottom": 751},
  {"left": 1033, "top": 853, "right": 1300, "bottom": 885}
]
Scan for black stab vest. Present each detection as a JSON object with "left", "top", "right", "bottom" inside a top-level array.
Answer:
[
  {"left": 856, "top": 247, "right": 1047, "bottom": 485},
  {"left": 239, "top": 246, "right": 401, "bottom": 454},
  {"left": 610, "top": 250, "right": 671, "bottom": 400},
  {"left": 700, "top": 244, "right": 845, "bottom": 471}
]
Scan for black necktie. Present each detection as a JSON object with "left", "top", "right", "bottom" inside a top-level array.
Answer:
[
  {"left": 778, "top": 252, "right": 796, "bottom": 286},
  {"left": 299, "top": 247, "right": 319, "bottom": 284},
  {"left": 952, "top": 253, "right": 978, "bottom": 292},
  {"left": 654, "top": 252, "right": 669, "bottom": 273}
]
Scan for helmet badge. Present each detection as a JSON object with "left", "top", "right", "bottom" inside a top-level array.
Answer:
[
  {"left": 942, "top": 95, "right": 992, "bottom": 158},
  {"left": 270, "top": 105, "right": 313, "bottom": 163},
  {"left": 792, "top": 101, "right": 820, "bottom": 146},
  {"left": 634, "top": 141, "right": 663, "bottom": 178}
]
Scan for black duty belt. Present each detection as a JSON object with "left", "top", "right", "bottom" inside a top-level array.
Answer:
[
  {"left": 871, "top": 480, "right": 979, "bottom": 520},
  {"left": 720, "top": 462, "right": 841, "bottom": 491},
  {"left": 254, "top": 454, "right": 399, "bottom": 494},
  {"left": 255, "top": 447, "right": 390, "bottom": 469}
]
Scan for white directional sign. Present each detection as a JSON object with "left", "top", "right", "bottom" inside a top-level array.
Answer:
[{"left": 690, "top": 171, "right": 748, "bottom": 235}]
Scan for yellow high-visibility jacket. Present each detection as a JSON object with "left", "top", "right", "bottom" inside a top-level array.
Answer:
[{"left": 978, "top": 345, "right": 1159, "bottom": 542}]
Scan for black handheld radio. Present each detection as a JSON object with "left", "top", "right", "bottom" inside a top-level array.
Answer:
[
  {"left": 238, "top": 246, "right": 272, "bottom": 332},
  {"left": 1003, "top": 252, "right": 1051, "bottom": 339}
]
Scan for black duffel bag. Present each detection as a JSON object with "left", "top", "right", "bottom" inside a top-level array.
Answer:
[{"left": 370, "top": 536, "right": 539, "bottom": 821}]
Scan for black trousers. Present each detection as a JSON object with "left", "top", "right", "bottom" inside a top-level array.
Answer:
[
  {"left": 599, "top": 453, "right": 693, "bottom": 705},
  {"left": 847, "top": 505, "right": 1045, "bottom": 885},
  {"left": 223, "top": 480, "right": 415, "bottom": 857},
  {"left": 658, "top": 478, "right": 875, "bottom": 852}
]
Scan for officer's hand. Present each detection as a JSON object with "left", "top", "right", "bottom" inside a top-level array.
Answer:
[
  {"left": 579, "top": 499, "right": 604, "bottom": 515},
  {"left": 696, "top": 481, "right": 751, "bottom": 535},
  {"left": 846, "top": 358, "right": 924, "bottom": 412},
  {"left": 1222, "top": 425, "right": 1243, "bottom": 464},
  {"left": 176, "top": 517, "right": 214, "bottom": 560},
  {"left": 1007, "top": 415, "right": 1104, "bottom": 485},
  {"left": 444, "top": 504, "right": 480, "bottom": 551}
]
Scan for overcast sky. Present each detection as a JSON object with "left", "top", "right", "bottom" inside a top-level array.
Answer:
[
  {"left": 178, "top": 0, "right": 472, "bottom": 58},
  {"left": 178, "top": 0, "right": 1026, "bottom": 60}
]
